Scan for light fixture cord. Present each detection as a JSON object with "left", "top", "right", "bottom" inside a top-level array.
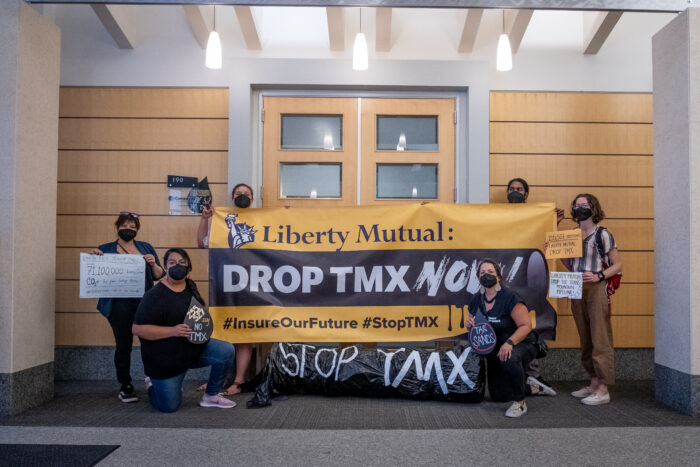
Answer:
[
  {"left": 360, "top": 8, "right": 362, "bottom": 33},
  {"left": 214, "top": 5, "right": 216, "bottom": 32}
]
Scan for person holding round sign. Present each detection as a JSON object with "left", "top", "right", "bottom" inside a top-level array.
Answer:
[
  {"left": 561, "top": 194, "right": 622, "bottom": 406},
  {"left": 465, "top": 259, "right": 537, "bottom": 418},
  {"left": 91, "top": 212, "right": 164, "bottom": 404},
  {"left": 196, "top": 182, "right": 255, "bottom": 396},
  {"left": 132, "top": 248, "right": 236, "bottom": 412}
]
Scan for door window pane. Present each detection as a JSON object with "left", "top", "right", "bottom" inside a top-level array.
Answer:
[
  {"left": 280, "top": 163, "right": 342, "bottom": 198},
  {"left": 376, "top": 116, "right": 438, "bottom": 151},
  {"left": 281, "top": 115, "right": 342, "bottom": 150},
  {"left": 376, "top": 164, "right": 438, "bottom": 199}
]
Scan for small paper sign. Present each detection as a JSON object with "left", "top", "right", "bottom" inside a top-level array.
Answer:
[
  {"left": 544, "top": 229, "right": 583, "bottom": 259},
  {"left": 79, "top": 253, "right": 145, "bottom": 298},
  {"left": 548, "top": 272, "right": 583, "bottom": 299},
  {"left": 183, "top": 297, "right": 213, "bottom": 344}
]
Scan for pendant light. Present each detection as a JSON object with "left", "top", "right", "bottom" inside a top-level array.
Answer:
[
  {"left": 352, "top": 9, "right": 368, "bottom": 71},
  {"left": 206, "top": 6, "right": 222, "bottom": 70},
  {"left": 496, "top": 10, "right": 512, "bottom": 72}
]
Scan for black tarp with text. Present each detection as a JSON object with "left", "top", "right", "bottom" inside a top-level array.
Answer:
[{"left": 247, "top": 343, "right": 485, "bottom": 408}]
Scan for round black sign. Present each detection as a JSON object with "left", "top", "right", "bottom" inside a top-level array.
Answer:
[
  {"left": 187, "top": 187, "right": 212, "bottom": 214},
  {"left": 468, "top": 322, "right": 497, "bottom": 355},
  {"left": 183, "top": 297, "right": 213, "bottom": 344}
]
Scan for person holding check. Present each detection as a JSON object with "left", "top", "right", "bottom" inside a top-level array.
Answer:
[
  {"left": 465, "top": 259, "right": 537, "bottom": 418},
  {"left": 92, "top": 211, "right": 163, "bottom": 404}
]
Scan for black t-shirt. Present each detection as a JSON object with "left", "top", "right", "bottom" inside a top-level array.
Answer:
[
  {"left": 134, "top": 282, "right": 205, "bottom": 379},
  {"left": 468, "top": 287, "right": 526, "bottom": 342}
]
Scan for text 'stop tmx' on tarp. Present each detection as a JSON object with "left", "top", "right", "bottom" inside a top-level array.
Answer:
[{"left": 208, "top": 203, "right": 557, "bottom": 343}]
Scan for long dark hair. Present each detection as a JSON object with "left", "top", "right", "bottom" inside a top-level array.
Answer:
[
  {"left": 477, "top": 258, "right": 503, "bottom": 280},
  {"left": 163, "top": 248, "right": 205, "bottom": 306}
]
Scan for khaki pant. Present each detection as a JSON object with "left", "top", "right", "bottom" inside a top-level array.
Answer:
[{"left": 570, "top": 281, "right": 615, "bottom": 385}]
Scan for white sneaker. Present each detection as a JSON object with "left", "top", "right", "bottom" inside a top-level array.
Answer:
[
  {"left": 505, "top": 401, "right": 527, "bottom": 418},
  {"left": 581, "top": 392, "right": 610, "bottom": 406},
  {"left": 571, "top": 387, "right": 593, "bottom": 398},
  {"left": 200, "top": 393, "right": 237, "bottom": 409},
  {"left": 526, "top": 376, "right": 557, "bottom": 396}
]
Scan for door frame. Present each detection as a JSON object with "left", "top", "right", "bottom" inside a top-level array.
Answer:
[{"left": 252, "top": 88, "right": 469, "bottom": 206}]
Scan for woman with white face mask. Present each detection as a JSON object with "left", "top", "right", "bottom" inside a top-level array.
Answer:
[{"left": 91, "top": 212, "right": 163, "bottom": 404}]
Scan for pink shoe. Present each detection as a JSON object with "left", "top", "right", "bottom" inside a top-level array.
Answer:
[{"left": 200, "top": 393, "right": 237, "bottom": 409}]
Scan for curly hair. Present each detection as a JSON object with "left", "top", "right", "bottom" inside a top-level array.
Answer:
[{"left": 570, "top": 193, "right": 606, "bottom": 224}]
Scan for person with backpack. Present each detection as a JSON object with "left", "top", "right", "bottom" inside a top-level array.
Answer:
[{"left": 561, "top": 194, "right": 623, "bottom": 406}]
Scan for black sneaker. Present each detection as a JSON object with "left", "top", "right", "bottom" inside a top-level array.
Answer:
[{"left": 119, "top": 383, "right": 138, "bottom": 403}]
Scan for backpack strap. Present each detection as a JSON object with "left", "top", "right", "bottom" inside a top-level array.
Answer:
[{"left": 595, "top": 226, "right": 607, "bottom": 266}]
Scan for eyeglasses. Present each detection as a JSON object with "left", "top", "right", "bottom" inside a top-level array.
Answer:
[
  {"left": 574, "top": 203, "right": 591, "bottom": 209},
  {"left": 120, "top": 211, "right": 139, "bottom": 218}
]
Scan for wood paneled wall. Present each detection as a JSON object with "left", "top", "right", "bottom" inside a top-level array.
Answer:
[
  {"left": 56, "top": 87, "right": 228, "bottom": 346},
  {"left": 489, "top": 91, "right": 654, "bottom": 348}
]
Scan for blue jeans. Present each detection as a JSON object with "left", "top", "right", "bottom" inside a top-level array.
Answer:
[{"left": 148, "top": 338, "right": 235, "bottom": 413}]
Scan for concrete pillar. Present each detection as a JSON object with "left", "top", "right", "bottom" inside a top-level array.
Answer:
[
  {"left": 0, "top": 0, "right": 61, "bottom": 415},
  {"left": 652, "top": 8, "right": 700, "bottom": 416}
]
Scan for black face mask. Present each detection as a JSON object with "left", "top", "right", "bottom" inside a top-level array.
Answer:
[
  {"left": 573, "top": 207, "right": 593, "bottom": 222},
  {"left": 507, "top": 191, "right": 526, "bottom": 204},
  {"left": 479, "top": 273, "right": 498, "bottom": 289},
  {"left": 234, "top": 194, "right": 251, "bottom": 208},
  {"left": 118, "top": 228, "right": 137, "bottom": 242},
  {"left": 168, "top": 264, "right": 188, "bottom": 281}
]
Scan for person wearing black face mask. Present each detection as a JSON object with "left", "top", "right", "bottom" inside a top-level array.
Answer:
[
  {"left": 506, "top": 177, "right": 565, "bottom": 224},
  {"left": 464, "top": 259, "right": 538, "bottom": 418},
  {"left": 133, "top": 248, "right": 236, "bottom": 412},
  {"left": 560, "top": 194, "right": 622, "bottom": 406},
  {"left": 197, "top": 183, "right": 254, "bottom": 248},
  {"left": 91, "top": 212, "right": 164, "bottom": 404},
  {"left": 195, "top": 182, "right": 256, "bottom": 396},
  {"left": 506, "top": 178, "right": 559, "bottom": 397}
]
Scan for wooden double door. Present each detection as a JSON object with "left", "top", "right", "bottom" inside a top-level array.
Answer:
[{"left": 262, "top": 96, "right": 456, "bottom": 207}]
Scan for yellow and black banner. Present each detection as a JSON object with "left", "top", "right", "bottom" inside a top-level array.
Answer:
[{"left": 209, "top": 203, "right": 556, "bottom": 343}]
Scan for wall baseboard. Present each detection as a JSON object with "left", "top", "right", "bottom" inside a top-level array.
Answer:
[{"left": 0, "top": 362, "right": 54, "bottom": 416}]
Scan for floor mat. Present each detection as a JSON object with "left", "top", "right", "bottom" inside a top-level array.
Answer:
[{"left": 0, "top": 444, "right": 119, "bottom": 467}]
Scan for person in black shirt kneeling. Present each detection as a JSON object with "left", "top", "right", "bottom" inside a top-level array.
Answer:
[
  {"left": 466, "top": 259, "right": 537, "bottom": 418},
  {"left": 132, "top": 248, "right": 236, "bottom": 412}
]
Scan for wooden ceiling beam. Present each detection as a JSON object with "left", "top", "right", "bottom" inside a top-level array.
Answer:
[
  {"left": 507, "top": 9, "right": 533, "bottom": 54},
  {"left": 458, "top": 8, "right": 483, "bottom": 53},
  {"left": 326, "top": 7, "right": 345, "bottom": 51},
  {"left": 375, "top": 8, "right": 392, "bottom": 52},
  {"left": 234, "top": 6, "right": 262, "bottom": 51},
  {"left": 183, "top": 5, "right": 210, "bottom": 50},
  {"left": 583, "top": 11, "right": 623, "bottom": 54},
  {"left": 90, "top": 4, "right": 137, "bottom": 49}
]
